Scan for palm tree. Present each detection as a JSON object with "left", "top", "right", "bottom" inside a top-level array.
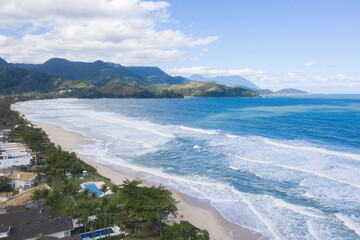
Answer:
[
  {"left": 99, "top": 197, "right": 109, "bottom": 239},
  {"left": 82, "top": 188, "right": 90, "bottom": 203},
  {"left": 31, "top": 189, "right": 42, "bottom": 207},
  {"left": 99, "top": 184, "right": 109, "bottom": 197},
  {"left": 110, "top": 185, "right": 119, "bottom": 197},
  {"left": 91, "top": 191, "right": 97, "bottom": 199}
]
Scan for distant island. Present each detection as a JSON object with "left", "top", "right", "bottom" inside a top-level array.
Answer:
[{"left": 188, "top": 74, "right": 308, "bottom": 96}]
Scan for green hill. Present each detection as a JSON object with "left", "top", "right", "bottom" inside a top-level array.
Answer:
[
  {"left": 157, "top": 81, "right": 259, "bottom": 97},
  {"left": 127, "top": 66, "right": 189, "bottom": 85},
  {"left": 0, "top": 65, "right": 183, "bottom": 99},
  {"left": 0, "top": 66, "right": 72, "bottom": 94},
  {"left": 1, "top": 57, "right": 259, "bottom": 99},
  {"left": 13, "top": 58, "right": 146, "bottom": 87}
]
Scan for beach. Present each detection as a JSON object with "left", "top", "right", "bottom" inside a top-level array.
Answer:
[{"left": 12, "top": 102, "right": 264, "bottom": 240}]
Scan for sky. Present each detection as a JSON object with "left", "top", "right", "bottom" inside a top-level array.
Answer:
[{"left": 0, "top": 0, "right": 359, "bottom": 93}]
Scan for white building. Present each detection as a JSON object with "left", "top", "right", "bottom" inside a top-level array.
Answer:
[
  {"left": 7, "top": 171, "right": 37, "bottom": 192},
  {"left": 0, "top": 143, "right": 33, "bottom": 169}
]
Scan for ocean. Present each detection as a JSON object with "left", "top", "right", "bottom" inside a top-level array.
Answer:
[{"left": 19, "top": 96, "right": 360, "bottom": 240}]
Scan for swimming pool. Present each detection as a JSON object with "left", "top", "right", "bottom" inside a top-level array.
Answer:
[
  {"left": 83, "top": 183, "right": 103, "bottom": 196},
  {"left": 81, "top": 227, "right": 114, "bottom": 239}
]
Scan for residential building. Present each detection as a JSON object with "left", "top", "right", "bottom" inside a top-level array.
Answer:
[
  {"left": 8, "top": 171, "right": 37, "bottom": 192},
  {"left": 0, "top": 143, "right": 33, "bottom": 169},
  {"left": 0, "top": 207, "right": 78, "bottom": 239},
  {"left": 0, "top": 184, "right": 52, "bottom": 208}
]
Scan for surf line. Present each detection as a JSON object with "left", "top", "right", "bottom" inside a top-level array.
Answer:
[{"left": 228, "top": 154, "right": 360, "bottom": 189}]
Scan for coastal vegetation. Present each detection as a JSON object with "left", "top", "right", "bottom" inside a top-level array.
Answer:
[
  {"left": 156, "top": 81, "right": 259, "bottom": 97},
  {"left": 0, "top": 97, "right": 210, "bottom": 239},
  {"left": 0, "top": 57, "right": 259, "bottom": 99}
]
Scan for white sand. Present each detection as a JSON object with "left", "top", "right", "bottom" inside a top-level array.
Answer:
[{"left": 12, "top": 102, "right": 265, "bottom": 240}]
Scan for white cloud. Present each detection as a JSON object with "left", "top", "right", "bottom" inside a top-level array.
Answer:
[
  {"left": 303, "top": 61, "right": 316, "bottom": 66},
  {"left": 257, "top": 71, "right": 360, "bottom": 93},
  {"left": 0, "top": 0, "right": 218, "bottom": 64},
  {"left": 166, "top": 66, "right": 360, "bottom": 93},
  {"left": 166, "top": 66, "right": 266, "bottom": 78}
]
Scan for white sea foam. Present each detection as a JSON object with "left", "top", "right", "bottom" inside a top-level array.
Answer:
[
  {"left": 18, "top": 99, "right": 360, "bottom": 240},
  {"left": 263, "top": 138, "right": 360, "bottom": 162},
  {"left": 336, "top": 213, "right": 360, "bottom": 236},
  {"left": 306, "top": 220, "right": 322, "bottom": 240},
  {"left": 228, "top": 154, "right": 360, "bottom": 189},
  {"left": 271, "top": 198, "right": 325, "bottom": 219},
  {"left": 179, "top": 126, "right": 219, "bottom": 135}
]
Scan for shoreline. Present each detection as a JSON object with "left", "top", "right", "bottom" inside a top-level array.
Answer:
[{"left": 12, "top": 102, "right": 264, "bottom": 240}]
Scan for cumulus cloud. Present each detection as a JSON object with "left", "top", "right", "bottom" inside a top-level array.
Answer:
[
  {"left": 166, "top": 66, "right": 266, "bottom": 78},
  {"left": 166, "top": 66, "right": 360, "bottom": 93},
  {"left": 257, "top": 71, "right": 360, "bottom": 93},
  {"left": 303, "top": 61, "right": 316, "bottom": 66},
  {"left": 0, "top": 0, "right": 218, "bottom": 63}
]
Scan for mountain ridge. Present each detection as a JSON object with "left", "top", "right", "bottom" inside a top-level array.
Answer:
[
  {"left": 189, "top": 74, "right": 260, "bottom": 90},
  {"left": 0, "top": 57, "right": 260, "bottom": 99}
]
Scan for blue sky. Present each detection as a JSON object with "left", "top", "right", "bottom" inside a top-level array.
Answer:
[{"left": 0, "top": 0, "right": 359, "bottom": 93}]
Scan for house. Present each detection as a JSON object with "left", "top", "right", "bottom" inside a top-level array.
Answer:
[
  {"left": 0, "top": 143, "right": 33, "bottom": 169},
  {"left": 7, "top": 171, "right": 37, "bottom": 192},
  {"left": 0, "top": 207, "right": 78, "bottom": 239},
  {"left": 0, "top": 184, "right": 52, "bottom": 208},
  {"left": 0, "top": 193, "right": 12, "bottom": 203}
]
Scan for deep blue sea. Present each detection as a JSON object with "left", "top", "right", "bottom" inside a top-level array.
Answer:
[{"left": 20, "top": 95, "right": 360, "bottom": 240}]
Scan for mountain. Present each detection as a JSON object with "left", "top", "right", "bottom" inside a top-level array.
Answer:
[
  {"left": 12, "top": 59, "right": 189, "bottom": 87},
  {"left": 0, "top": 57, "right": 8, "bottom": 66},
  {"left": 12, "top": 58, "right": 146, "bottom": 87},
  {"left": 0, "top": 66, "right": 92, "bottom": 94},
  {"left": 0, "top": 57, "right": 261, "bottom": 98},
  {"left": 276, "top": 88, "right": 308, "bottom": 95},
  {"left": 157, "top": 81, "right": 259, "bottom": 97},
  {"left": 189, "top": 74, "right": 260, "bottom": 90},
  {"left": 127, "top": 66, "right": 189, "bottom": 85}
]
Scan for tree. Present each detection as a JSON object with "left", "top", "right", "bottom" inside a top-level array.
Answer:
[
  {"left": 0, "top": 176, "right": 12, "bottom": 192},
  {"left": 82, "top": 188, "right": 90, "bottom": 203},
  {"left": 99, "top": 184, "right": 109, "bottom": 196},
  {"left": 90, "top": 191, "right": 97, "bottom": 199},
  {"left": 163, "top": 221, "right": 210, "bottom": 240},
  {"left": 119, "top": 179, "right": 179, "bottom": 236},
  {"left": 142, "top": 185, "right": 179, "bottom": 236},
  {"left": 110, "top": 184, "right": 119, "bottom": 197},
  {"left": 31, "top": 189, "right": 42, "bottom": 202}
]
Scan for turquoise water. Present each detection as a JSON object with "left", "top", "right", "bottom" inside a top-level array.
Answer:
[
  {"left": 83, "top": 183, "right": 103, "bottom": 196},
  {"left": 20, "top": 96, "right": 360, "bottom": 240}
]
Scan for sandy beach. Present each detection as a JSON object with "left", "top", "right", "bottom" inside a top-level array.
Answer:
[{"left": 12, "top": 102, "right": 264, "bottom": 240}]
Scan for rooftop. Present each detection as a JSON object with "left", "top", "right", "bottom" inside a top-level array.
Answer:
[
  {"left": 6, "top": 216, "right": 74, "bottom": 240},
  {"left": 0, "top": 206, "right": 76, "bottom": 239},
  {"left": 0, "top": 184, "right": 52, "bottom": 208},
  {"left": 0, "top": 192, "right": 12, "bottom": 197},
  {"left": 8, "top": 171, "right": 37, "bottom": 181}
]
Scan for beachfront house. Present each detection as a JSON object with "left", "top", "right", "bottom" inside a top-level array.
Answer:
[
  {"left": 7, "top": 171, "right": 37, "bottom": 192},
  {"left": 0, "top": 207, "right": 78, "bottom": 239},
  {"left": 0, "top": 143, "right": 33, "bottom": 169}
]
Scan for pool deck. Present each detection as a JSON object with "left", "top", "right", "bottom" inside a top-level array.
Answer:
[{"left": 80, "top": 181, "right": 112, "bottom": 197}]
